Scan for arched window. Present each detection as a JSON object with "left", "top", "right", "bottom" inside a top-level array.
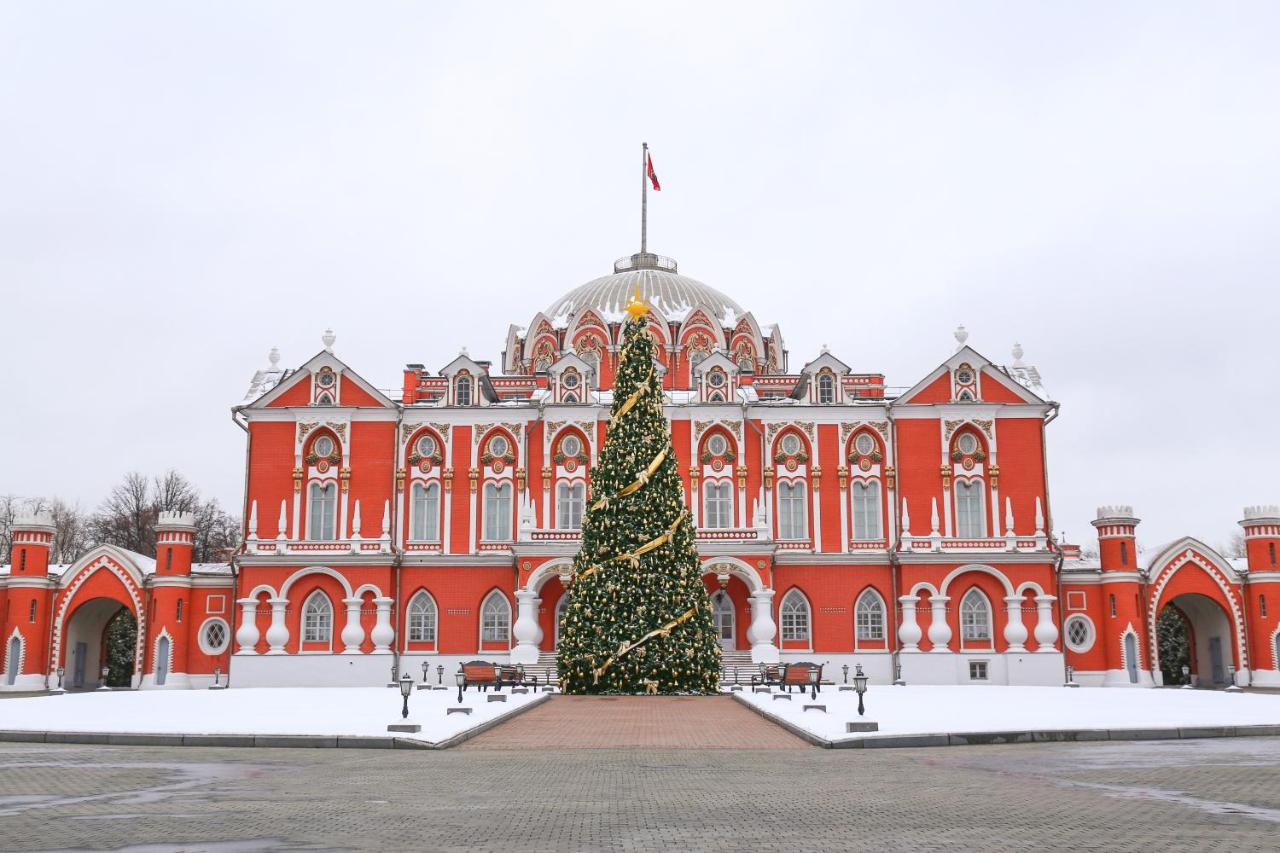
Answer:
[
  {"left": 704, "top": 481, "right": 733, "bottom": 529},
  {"left": 481, "top": 592, "right": 511, "bottom": 644},
  {"left": 777, "top": 481, "right": 807, "bottom": 540},
  {"left": 855, "top": 589, "right": 885, "bottom": 642},
  {"left": 955, "top": 480, "right": 986, "bottom": 538},
  {"left": 1260, "top": 594, "right": 1267, "bottom": 619},
  {"left": 852, "top": 481, "right": 881, "bottom": 540},
  {"left": 779, "top": 590, "right": 810, "bottom": 643},
  {"left": 411, "top": 482, "right": 440, "bottom": 541},
  {"left": 307, "top": 482, "right": 337, "bottom": 541},
  {"left": 302, "top": 592, "right": 333, "bottom": 643},
  {"left": 455, "top": 374, "right": 472, "bottom": 406},
  {"left": 817, "top": 372, "right": 835, "bottom": 404},
  {"left": 407, "top": 592, "right": 437, "bottom": 643},
  {"left": 960, "top": 589, "right": 992, "bottom": 644},
  {"left": 28, "top": 600, "right": 37, "bottom": 623},
  {"left": 557, "top": 482, "right": 585, "bottom": 530},
  {"left": 483, "top": 482, "right": 513, "bottom": 540}
]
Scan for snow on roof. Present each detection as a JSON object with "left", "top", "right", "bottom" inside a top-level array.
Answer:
[{"left": 243, "top": 347, "right": 290, "bottom": 401}]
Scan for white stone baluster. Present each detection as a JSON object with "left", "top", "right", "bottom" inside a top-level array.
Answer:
[
  {"left": 1034, "top": 595, "right": 1059, "bottom": 651},
  {"left": 341, "top": 597, "right": 365, "bottom": 653},
  {"left": 371, "top": 597, "right": 395, "bottom": 653},
  {"left": 265, "top": 598, "right": 289, "bottom": 654},
  {"left": 748, "top": 589, "right": 780, "bottom": 663},
  {"left": 898, "top": 595, "right": 922, "bottom": 651},
  {"left": 927, "top": 595, "right": 952, "bottom": 652},
  {"left": 235, "top": 598, "right": 260, "bottom": 654},
  {"left": 510, "top": 590, "right": 542, "bottom": 664},
  {"left": 1003, "top": 595, "right": 1028, "bottom": 652}
]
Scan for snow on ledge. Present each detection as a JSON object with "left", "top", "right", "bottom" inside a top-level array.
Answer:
[
  {"left": 0, "top": 687, "right": 547, "bottom": 744},
  {"left": 736, "top": 685, "right": 1280, "bottom": 743}
]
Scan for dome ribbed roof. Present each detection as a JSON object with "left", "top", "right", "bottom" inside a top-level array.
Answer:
[{"left": 546, "top": 254, "right": 744, "bottom": 325}]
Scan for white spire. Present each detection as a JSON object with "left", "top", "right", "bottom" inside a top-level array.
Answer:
[
  {"left": 1005, "top": 496, "right": 1015, "bottom": 536},
  {"left": 351, "top": 500, "right": 362, "bottom": 539},
  {"left": 901, "top": 498, "right": 910, "bottom": 534},
  {"left": 954, "top": 324, "right": 969, "bottom": 351},
  {"left": 322, "top": 328, "right": 336, "bottom": 352},
  {"left": 247, "top": 501, "right": 259, "bottom": 537},
  {"left": 930, "top": 498, "right": 941, "bottom": 538},
  {"left": 381, "top": 500, "right": 390, "bottom": 536},
  {"left": 276, "top": 499, "right": 289, "bottom": 542},
  {"left": 1034, "top": 497, "right": 1046, "bottom": 536}
]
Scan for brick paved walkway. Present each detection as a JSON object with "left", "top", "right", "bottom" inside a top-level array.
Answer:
[{"left": 463, "top": 694, "right": 808, "bottom": 749}]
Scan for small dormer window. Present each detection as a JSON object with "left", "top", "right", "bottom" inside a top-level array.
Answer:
[
  {"left": 707, "top": 370, "right": 726, "bottom": 388},
  {"left": 316, "top": 369, "right": 336, "bottom": 388},
  {"left": 456, "top": 375, "right": 472, "bottom": 406},
  {"left": 562, "top": 370, "right": 580, "bottom": 389},
  {"left": 955, "top": 368, "right": 974, "bottom": 385},
  {"left": 817, "top": 372, "right": 835, "bottom": 404}
]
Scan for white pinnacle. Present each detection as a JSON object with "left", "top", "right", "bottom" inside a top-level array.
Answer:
[
  {"left": 954, "top": 325, "right": 969, "bottom": 351},
  {"left": 322, "top": 329, "right": 336, "bottom": 352},
  {"left": 268, "top": 347, "right": 281, "bottom": 368}
]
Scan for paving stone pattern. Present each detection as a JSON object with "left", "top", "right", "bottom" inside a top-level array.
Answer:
[
  {"left": 4, "top": 736, "right": 1280, "bottom": 851},
  {"left": 463, "top": 695, "right": 808, "bottom": 749}
]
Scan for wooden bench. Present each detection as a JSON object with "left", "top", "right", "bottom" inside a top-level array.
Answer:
[
  {"left": 751, "top": 664, "right": 787, "bottom": 690},
  {"left": 496, "top": 664, "right": 527, "bottom": 689},
  {"left": 459, "top": 661, "right": 500, "bottom": 693},
  {"left": 781, "top": 661, "right": 823, "bottom": 693}
]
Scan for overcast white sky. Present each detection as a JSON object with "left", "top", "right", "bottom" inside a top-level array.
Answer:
[{"left": 2, "top": 2, "right": 1277, "bottom": 551}]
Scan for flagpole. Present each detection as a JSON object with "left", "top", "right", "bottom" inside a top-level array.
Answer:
[{"left": 641, "top": 141, "right": 648, "bottom": 255}]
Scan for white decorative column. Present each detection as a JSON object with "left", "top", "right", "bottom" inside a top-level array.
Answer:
[
  {"left": 246, "top": 501, "right": 259, "bottom": 553},
  {"left": 1003, "top": 595, "right": 1028, "bottom": 652},
  {"left": 747, "top": 589, "right": 780, "bottom": 663},
  {"left": 265, "top": 598, "right": 289, "bottom": 654},
  {"left": 341, "top": 598, "right": 365, "bottom": 653},
  {"left": 235, "top": 598, "right": 260, "bottom": 653},
  {"left": 371, "top": 597, "right": 395, "bottom": 653},
  {"left": 1033, "top": 595, "right": 1059, "bottom": 652},
  {"left": 276, "top": 500, "right": 290, "bottom": 553},
  {"left": 927, "top": 595, "right": 952, "bottom": 652},
  {"left": 1005, "top": 497, "right": 1017, "bottom": 551},
  {"left": 510, "top": 591, "right": 542, "bottom": 665},
  {"left": 898, "top": 595, "right": 922, "bottom": 651}
]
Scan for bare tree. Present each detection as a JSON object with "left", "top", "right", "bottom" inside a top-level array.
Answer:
[
  {"left": 1222, "top": 530, "right": 1247, "bottom": 559},
  {"left": 192, "top": 497, "right": 240, "bottom": 564},
  {"left": 91, "top": 471, "right": 156, "bottom": 554},
  {"left": 47, "top": 499, "right": 92, "bottom": 564}
]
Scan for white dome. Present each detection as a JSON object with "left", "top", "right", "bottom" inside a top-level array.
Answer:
[{"left": 546, "top": 254, "right": 744, "bottom": 325}]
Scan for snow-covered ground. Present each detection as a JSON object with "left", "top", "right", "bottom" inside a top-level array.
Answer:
[
  {"left": 737, "top": 685, "right": 1280, "bottom": 743},
  {"left": 0, "top": 686, "right": 547, "bottom": 743}
]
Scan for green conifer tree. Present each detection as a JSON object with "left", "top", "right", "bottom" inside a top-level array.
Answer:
[{"left": 556, "top": 294, "right": 721, "bottom": 694}]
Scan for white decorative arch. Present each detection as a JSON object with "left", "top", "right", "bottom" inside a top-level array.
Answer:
[
  {"left": 4, "top": 628, "right": 25, "bottom": 686},
  {"left": 1119, "top": 622, "right": 1143, "bottom": 676},
  {"left": 698, "top": 556, "right": 766, "bottom": 593},
  {"left": 51, "top": 551, "right": 147, "bottom": 681},
  {"left": 1270, "top": 622, "right": 1280, "bottom": 671},
  {"left": 525, "top": 558, "right": 574, "bottom": 593},
  {"left": 246, "top": 583, "right": 279, "bottom": 600},
  {"left": 403, "top": 589, "right": 439, "bottom": 649},
  {"left": 1014, "top": 580, "right": 1047, "bottom": 596},
  {"left": 939, "top": 563, "right": 1015, "bottom": 598},
  {"left": 152, "top": 627, "right": 175, "bottom": 683},
  {"left": 1145, "top": 542, "right": 1248, "bottom": 675},
  {"left": 352, "top": 583, "right": 384, "bottom": 599},
  {"left": 907, "top": 581, "right": 941, "bottom": 597},
  {"left": 279, "top": 566, "right": 354, "bottom": 600}
]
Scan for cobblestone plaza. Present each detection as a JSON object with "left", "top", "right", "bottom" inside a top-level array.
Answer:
[{"left": 3, "top": 734, "right": 1280, "bottom": 851}]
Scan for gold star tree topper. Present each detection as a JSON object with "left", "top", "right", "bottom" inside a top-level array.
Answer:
[{"left": 625, "top": 286, "right": 649, "bottom": 321}]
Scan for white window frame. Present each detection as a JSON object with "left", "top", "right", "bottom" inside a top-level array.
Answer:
[
  {"left": 455, "top": 374, "right": 472, "bottom": 406},
  {"left": 778, "top": 589, "right": 811, "bottom": 645},
  {"left": 480, "top": 591, "right": 511, "bottom": 646},
  {"left": 960, "top": 588, "right": 993, "bottom": 646},
  {"left": 483, "top": 482, "right": 512, "bottom": 541},
  {"left": 777, "top": 480, "right": 808, "bottom": 541},
  {"left": 302, "top": 591, "right": 334, "bottom": 647},
  {"left": 406, "top": 591, "right": 438, "bottom": 645},
  {"left": 817, "top": 371, "right": 835, "bottom": 404},
  {"left": 557, "top": 481, "right": 585, "bottom": 530},
  {"left": 410, "top": 481, "right": 440, "bottom": 541},
  {"left": 851, "top": 480, "right": 882, "bottom": 540},
  {"left": 197, "top": 618, "right": 231, "bottom": 655},
  {"left": 307, "top": 482, "right": 337, "bottom": 541},
  {"left": 854, "top": 589, "right": 886, "bottom": 646},
  {"left": 955, "top": 480, "right": 987, "bottom": 538},
  {"left": 703, "top": 480, "right": 733, "bottom": 529},
  {"left": 1063, "top": 614, "right": 1095, "bottom": 653}
]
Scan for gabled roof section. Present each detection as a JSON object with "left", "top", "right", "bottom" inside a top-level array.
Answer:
[
  {"left": 439, "top": 352, "right": 488, "bottom": 379},
  {"left": 57, "top": 543, "right": 156, "bottom": 587},
  {"left": 800, "top": 350, "right": 851, "bottom": 376},
  {"left": 243, "top": 350, "right": 395, "bottom": 410},
  {"left": 548, "top": 351, "right": 592, "bottom": 377},
  {"left": 894, "top": 345, "right": 1045, "bottom": 406},
  {"left": 691, "top": 350, "right": 737, "bottom": 377},
  {"left": 1146, "top": 536, "right": 1244, "bottom": 580}
]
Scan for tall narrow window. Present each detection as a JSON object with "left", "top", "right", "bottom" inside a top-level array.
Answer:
[
  {"left": 855, "top": 590, "right": 885, "bottom": 642},
  {"left": 455, "top": 375, "right": 472, "bottom": 406},
  {"left": 483, "top": 482, "right": 512, "bottom": 540},
  {"left": 1261, "top": 594, "right": 1268, "bottom": 619},
  {"left": 1110, "top": 594, "right": 1117, "bottom": 617},
  {"left": 176, "top": 600, "right": 183, "bottom": 623},
  {"left": 165, "top": 549, "right": 172, "bottom": 571},
  {"left": 777, "top": 481, "right": 807, "bottom": 540},
  {"left": 961, "top": 589, "right": 992, "bottom": 643},
  {"left": 704, "top": 481, "right": 733, "bottom": 529},
  {"left": 817, "top": 372, "right": 835, "bottom": 404},
  {"left": 481, "top": 592, "right": 511, "bottom": 643},
  {"left": 1271, "top": 542, "right": 1277, "bottom": 566},
  {"left": 1120, "top": 541, "right": 1128, "bottom": 566},
  {"left": 557, "top": 482, "right": 585, "bottom": 530},
  {"left": 28, "top": 600, "right": 37, "bottom": 623},
  {"left": 19, "top": 549, "right": 25, "bottom": 571},
  {"left": 955, "top": 481, "right": 986, "bottom": 538},
  {"left": 308, "top": 482, "right": 337, "bottom": 540},
  {"left": 302, "top": 592, "right": 333, "bottom": 643},
  {"left": 407, "top": 592, "right": 437, "bottom": 643},
  {"left": 779, "top": 590, "right": 811, "bottom": 643},
  {"left": 852, "top": 481, "right": 882, "bottom": 540},
  {"left": 410, "top": 482, "right": 440, "bottom": 541}
]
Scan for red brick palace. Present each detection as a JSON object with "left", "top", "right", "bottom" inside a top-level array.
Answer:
[{"left": 4, "top": 251, "right": 1278, "bottom": 690}]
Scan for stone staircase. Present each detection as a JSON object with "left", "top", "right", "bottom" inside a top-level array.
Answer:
[{"left": 529, "top": 649, "right": 755, "bottom": 688}]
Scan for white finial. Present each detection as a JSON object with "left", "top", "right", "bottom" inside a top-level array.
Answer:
[
  {"left": 247, "top": 501, "right": 258, "bottom": 538},
  {"left": 277, "top": 499, "right": 289, "bottom": 542},
  {"left": 460, "top": 346, "right": 469, "bottom": 358},
  {"left": 1011, "top": 342, "right": 1024, "bottom": 366},
  {"left": 901, "top": 499, "right": 910, "bottom": 534},
  {"left": 381, "top": 500, "right": 391, "bottom": 536},
  {"left": 322, "top": 329, "right": 336, "bottom": 352},
  {"left": 351, "top": 500, "right": 362, "bottom": 539},
  {"left": 930, "top": 498, "right": 941, "bottom": 538},
  {"left": 954, "top": 324, "right": 969, "bottom": 350},
  {"left": 1034, "top": 497, "right": 1046, "bottom": 536},
  {"left": 820, "top": 343, "right": 830, "bottom": 354},
  {"left": 268, "top": 347, "right": 281, "bottom": 368}
]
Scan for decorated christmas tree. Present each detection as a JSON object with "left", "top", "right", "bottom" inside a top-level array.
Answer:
[{"left": 556, "top": 291, "right": 721, "bottom": 694}]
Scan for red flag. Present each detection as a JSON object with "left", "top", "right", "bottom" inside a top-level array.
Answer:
[{"left": 647, "top": 153, "right": 661, "bottom": 191}]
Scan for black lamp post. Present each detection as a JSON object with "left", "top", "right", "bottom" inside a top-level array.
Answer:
[
  {"left": 455, "top": 671, "right": 466, "bottom": 704},
  {"left": 56, "top": 666, "right": 64, "bottom": 690},
  {"left": 214, "top": 666, "right": 222, "bottom": 687},
  {"left": 437, "top": 664, "right": 444, "bottom": 686},
  {"left": 842, "top": 664, "right": 849, "bottom": 684},
  {"left": 808, "top": 667, "right": 820, "bottom": 701},
  {"left": 399, "top": 672, "right": 413, "bottom": 718},
  {"left": 100, "top": 664, "right": 110, "bottom": 689},
  {"left": 421, "top": 661, "right": 429, "bottom": 683},
  {"left": 852, "top": 663, "right": 869, "bottom": 716}
]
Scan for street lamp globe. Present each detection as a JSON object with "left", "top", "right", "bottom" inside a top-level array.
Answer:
[{"left": 398, "top": 672, "right": 414, "bottom": 719}]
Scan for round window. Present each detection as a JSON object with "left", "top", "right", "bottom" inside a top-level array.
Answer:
[
  {"left": 316, "top": 370, "right": 336, "bottom": 388},
  {"left": 561, "top": 435, "right": 581, "bottom": 457},
  {"left": 781, "top": 434, "right": 801, "bottom": 456},
  {"left": 417, "top": 435, "right": 437, "bottom": 457},
  {"left": 489, "top": 436, "right": 509, "bottom": 457},
  {"left": 708, "top": 370, "right": 726, "bottom": 388},
  {"left": 707, "top": 435, "right": 728, "bottom": 457},
  {"left": 562, "top": 371, "right": 580, "bottom": 389},
  {"left": 957, "top": 434, "right": 978, "bottom": 455},
  {"left": 314, "top": 436, "right": 335, "bottom": 458},
  {"left": 956, "top": 368, "right": 974, "bottom": 385},
  {"left": 1064, "top": 616, "right": 1094, "bottom": 652},
  {"left": 854, "top": 434, "right": 875, "bottom": 456},
  {"left": 199, "top": 618, "right": 230, "bottom": 655}
]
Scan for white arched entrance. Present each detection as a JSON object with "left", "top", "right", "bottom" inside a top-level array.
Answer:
[
  {"left": 710, "top": 590, "right": 735, "bottom": 651},
  {"left": 700, "top": 557, "right": 777, "bottom": 663}
]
